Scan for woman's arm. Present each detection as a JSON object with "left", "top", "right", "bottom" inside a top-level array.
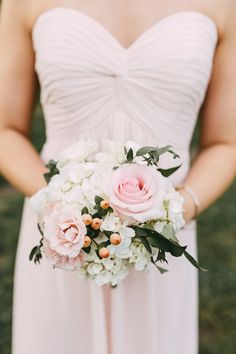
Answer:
[
  {"left": 0, "top": 0, "right": 47, "bottom": 196},
  {"left": 179, "top": 7, "right": 236, "bottom": 221}
]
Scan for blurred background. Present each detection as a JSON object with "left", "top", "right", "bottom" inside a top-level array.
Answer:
[{"left": 0, "top": 99, "right": 235, "bottom": 354}]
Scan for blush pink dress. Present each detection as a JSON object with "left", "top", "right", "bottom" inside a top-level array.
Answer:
[{"left": 12, "top": 8, "right": 218, "bottom": 354}]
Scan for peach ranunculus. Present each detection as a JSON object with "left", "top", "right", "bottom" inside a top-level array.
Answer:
[
  {"left": 106, "top": 164, "right": 167, "bottom": 224},
  {"left": 43, "top": 207, "right": 87, "bottom": 258}
]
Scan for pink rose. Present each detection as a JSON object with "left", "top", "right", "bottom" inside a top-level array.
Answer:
[
  {"left": 107, "top": 164, "right": 166, "bottom": 224},
  {"left": 43, "top": 240, "right": 85, "bottom": 270},
  {"left": 43, "top": 207, "right": 87, "bottom": 258}
]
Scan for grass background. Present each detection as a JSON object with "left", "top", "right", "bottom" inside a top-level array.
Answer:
[{"left": 0, "top": 103, "right": 235, "bottom": 354}]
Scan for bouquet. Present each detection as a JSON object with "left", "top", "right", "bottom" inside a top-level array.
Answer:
[{"left": 30, "top": 138, "right": 204, "bottom": 287}]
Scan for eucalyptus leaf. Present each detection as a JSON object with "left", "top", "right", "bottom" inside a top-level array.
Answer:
[
  {"left": 136, "top": 146, "right": 158, "bottom": 156},
  {"left": 151, "top": 258, "right": 168, "bottom": 273},
  {"left": 156, "top": 145, "right": 172, "bottom": 156},
  {"left": 29, "top": 246, "right": 38, "bottom": 261},
  {"left": 137, "top": 236, "right": 152, "bottom": 254},
  {"left": 147, "top": 236, "right": 170, "bottom": 251},
  {"left": 150, "top": 150, "right": 159, "bottom": 161},
  {"left": 131, "top": 226, "right": 147, "bottom": 236},
  {"left": 168, "top": 241, "right": 187, "bottom": 257},
  {"left": 37, "top": 223, "right": 44, "bottom": 236},
  {"left": 184, "top": 251, "right": 208, "bottom": 272},
  {"left": 158, "top": 165, "right": 182, "bottom": 177},
  {"left": 161, "top": 223, "right": 179, "bottom": 243},
  {"left": 168, "top": 150, "right": 180, "bottom": 159},
  {"left": 146, "top": 228, "right": 186, "bottom": 257}
]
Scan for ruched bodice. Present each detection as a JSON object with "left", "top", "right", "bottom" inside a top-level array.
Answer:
[
  {"left": 13, "top": 9, "right": 219, "bottom": 354},
  {"left": 32, "top": 8, "right": 218, "bottom": 172}
]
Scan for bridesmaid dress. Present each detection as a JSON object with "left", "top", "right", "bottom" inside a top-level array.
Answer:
[{"left": 12, "top": 8, "right": 218, "bottom": 354}]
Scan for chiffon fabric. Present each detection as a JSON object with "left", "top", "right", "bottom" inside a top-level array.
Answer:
[{"left": 12, "top": 8, "right": 218, "bottom": 354}]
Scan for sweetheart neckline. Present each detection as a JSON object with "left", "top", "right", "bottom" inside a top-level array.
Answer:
[{"left": 31, "top": 7, "right": 219, "bottom": 52}]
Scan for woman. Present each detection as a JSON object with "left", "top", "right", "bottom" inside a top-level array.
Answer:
[{"left": 0, "top": 0, "right": 235, "bottom": 353}]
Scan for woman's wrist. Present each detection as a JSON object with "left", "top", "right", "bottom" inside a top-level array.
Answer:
[{"left": 176, "top": 185, "right": 200, "bottom": 222}]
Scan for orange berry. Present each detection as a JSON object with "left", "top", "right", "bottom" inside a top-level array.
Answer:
[
  {"left": 83, "top": 235, "right": 92, "bottom": 248},
  {"left": 100, "top": 200, "right": 109, "bottom": 209},
  {"left": 99, "top": 247, "right": 110, "bottom": 259},
  {"left": 82, "top": 214, "right": 93, "bottom": 225},
  {"left": 110, "top": 233, "right": 122, "bottom": 245},
  {"left": 91, "top": 217, "right": 102, "bottom": 230}
]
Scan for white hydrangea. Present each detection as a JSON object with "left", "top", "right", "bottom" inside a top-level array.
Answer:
[
  {"left": 56, "top": 138, "right": 98, "bottom": 168},
  {"left": 129, "top": 241, "right": 151, "bottom": 271},
  {"left": 107, "top": 225, "right": 135, "bottom": 258},
  {"left": 100, "top": 139, "right": 126, "bottom": 165},
  {"left": 30, "top": 186, "right": 48, "bottom": 214},
  {"left": 59, "top": 161, "right": 96, "bottom": 184},
  {"left": 100, "top": 213, "right": 122, "bottom": 233}
]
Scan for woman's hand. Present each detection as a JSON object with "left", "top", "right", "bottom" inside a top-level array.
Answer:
[{"left": 177, "top": 188, "right": 197, "bottom": 222}]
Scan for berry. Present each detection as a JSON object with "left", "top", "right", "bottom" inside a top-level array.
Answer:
[
  {"left": 110, "top": 233, "right": 122, "bottom": 245},
  {"left": 91, "top": 218, "right": 102, "bottom": 230},
  {"left": 83, "top": 236, "right": 91, "bottom": 248},
  {"left": 100, "top": 200, "right": 109, "bottom": 209},
  {"left": 82, "top": 214, "right": 93, "bottom": 226},
  {"left": 99, "top": 247, "right": 110, "bottom": 258}
]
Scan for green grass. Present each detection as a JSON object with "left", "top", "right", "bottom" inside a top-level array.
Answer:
[{"left": 0, "top": 107, "right": 235, "bottom": 354}]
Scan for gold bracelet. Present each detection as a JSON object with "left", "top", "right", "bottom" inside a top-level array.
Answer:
[{"left": 175, "top": 184, "right": 200, "bottom": 219}]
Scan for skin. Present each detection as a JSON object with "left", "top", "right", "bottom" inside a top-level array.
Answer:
[{"left": 0, "top": 0, "right": 235, "bottom": 222}]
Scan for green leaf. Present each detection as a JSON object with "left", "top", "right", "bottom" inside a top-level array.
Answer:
[
  {"left": 94, "top": 195, "right": 103, "bottom": 204},
  {"left": 134, "top": 226, "right": 186, "bottom": 258},
  {"left": 107, "top": 207, "right": 114, "bottom": 213},
  {"left": 146, "top": 230, "right": 186, "bottom": 257},
  {"left": 155, "top": 264, "right": 168, "bottom": 273},
  {"left": 81, "top": 206, "right": 89, "bottom": 215},
  {"left": 97, "top": 206, "right": 107, "bottom": 217},
  {"left": 156, "top": 145, "right": 172, "bottom": 156},
  {"left": 126, "top": 148, "right": 134, "bottom": 162},
  {"left": 86, "top": 228, "right": 99, "bottom": 238},
  {"left": 168, "top": 150, "right": 180, "bottom": 159},
  {"left": 103, "top": 230, "right": 114, "bottom": 237},
  {"left": 150, "top": 150, "right": 159, "bottom": 161},
  {"left": 131, "top": 226, "right": 147, "bottom": 237},
  {"left": 136, "top": 146, "right": 157, "bottom": 156},
  {"left": 138, "top": 237, "right": 152, "bottom": 254},
  {"left": 82, "top": 246, "right": 91, "bottom": 253},
  {"left": 29, "top": 246, "right": 38, "bottom": 261},
  {"left": 168, "top": 241, "right": 187, "bottom": 257},
  {"left": 37, "top": 223, "right": 44, "bottom": 236},
  {"left": 184, "top": 251, "right": 208, "bottom": 272},
  {"left": 161, "top": 223, "right": 179, "bottom": 243},
  {"left": 29, "top": 244, "right": 43, "bottom": 264},
  {"left": 44, "top": 160, "right": 59, "bottom": 183},
  {"left": 151, "top": 258, "right": 168, "bottom": 273},
  {"left": 147, "top": 236, "right": 170, "bottom": 252},
  {"left": 158, "top": 164, "right": 182, "bottom": 177}
]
